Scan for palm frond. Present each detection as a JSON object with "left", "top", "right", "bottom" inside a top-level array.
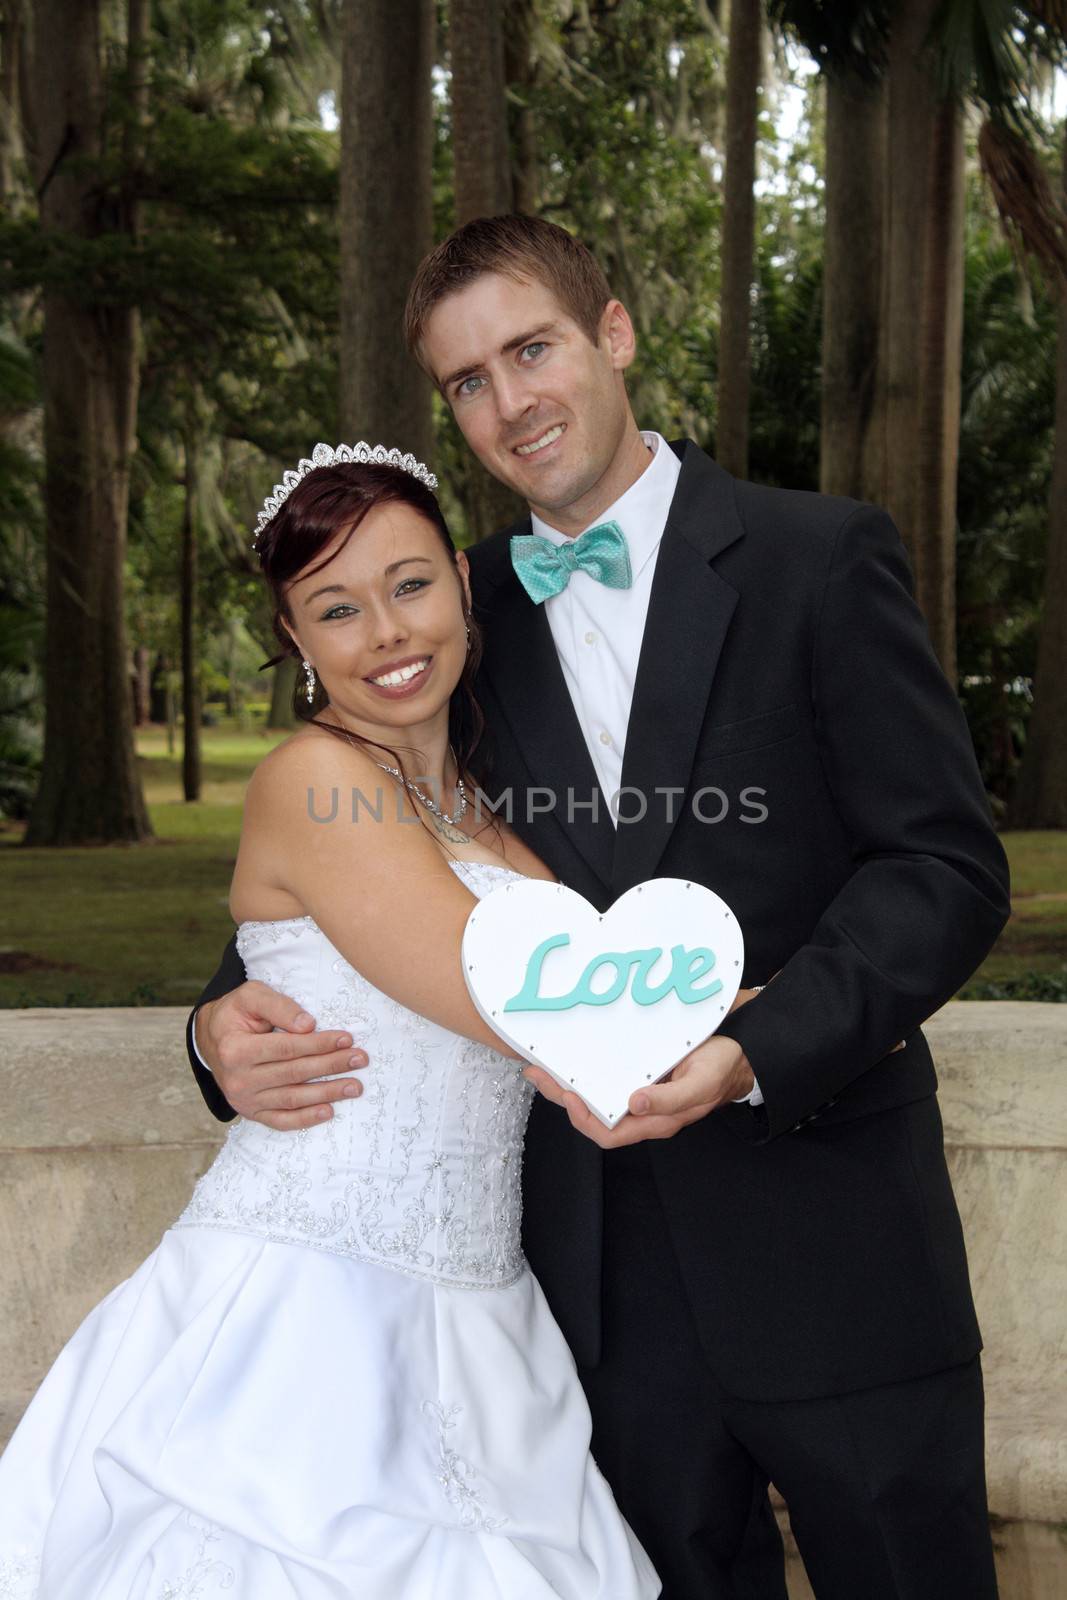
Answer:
[
  {"left": 978, "top": 116, "right": 1067, "bottom": 285},
  {"left": 1023, "top": 0, "right": 1067, "bottom": 34},
  {"left": 767, "top": 0, "right": 890, "bottom": 80}
]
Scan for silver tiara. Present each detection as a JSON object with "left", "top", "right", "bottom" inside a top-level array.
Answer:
[{"left": 253, "top": 441, "right": 439, "bottom": 547}]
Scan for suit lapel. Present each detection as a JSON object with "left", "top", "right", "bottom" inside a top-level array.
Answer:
[
  {"left": 474, "top": 523, "right": 616, "bottom": 890},
  {"left": 611, "top": 442, "right": 745, "bottom": 892}
]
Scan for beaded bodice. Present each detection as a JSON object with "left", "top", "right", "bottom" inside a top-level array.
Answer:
[{"left": 176, "top": 859, "right": 535, "bottom": 1290}]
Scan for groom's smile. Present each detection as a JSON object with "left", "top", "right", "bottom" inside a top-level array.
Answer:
[{"left": 513, "top": 421, "right": 568, "bottom": 458}]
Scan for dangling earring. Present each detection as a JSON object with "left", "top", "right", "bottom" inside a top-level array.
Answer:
[
  {"left": 464, "top": 616, "right": 471, "bottom": 653},
  {"left": 303, "top": 659, "right": 316, "bottom": 704}
]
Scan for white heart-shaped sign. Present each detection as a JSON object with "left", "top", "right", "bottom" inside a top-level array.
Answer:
[{"left": 462, "top": 878, "right": 743, "bottom": 1127}]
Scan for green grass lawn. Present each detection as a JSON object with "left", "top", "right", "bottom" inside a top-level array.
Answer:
[
  {"left": 0, "top": 726, "right": 288, "bottom": 1008},
  {"left": 962, "top": 833, "right": 1067, "bottom": 998},
  {"left": 1, "top": 724, "right": 1064, "bottom": 1005}
]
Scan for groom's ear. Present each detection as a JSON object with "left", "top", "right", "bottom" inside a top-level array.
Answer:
[{"left": 600, "top": 299, "right": 637, "bottom": 372}]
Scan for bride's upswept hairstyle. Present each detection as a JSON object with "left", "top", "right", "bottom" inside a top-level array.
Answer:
[{"left": 257, "top": 461, "right": 487, "bottom": 796}]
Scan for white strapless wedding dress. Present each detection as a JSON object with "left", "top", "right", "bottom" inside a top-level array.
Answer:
[{"left": 0, "top": 859, "right": 659, "bottom": 1600}]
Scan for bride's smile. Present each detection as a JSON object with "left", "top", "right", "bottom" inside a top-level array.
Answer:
[{"left": 282, "top": 498, "right": 471, "bottom": 775}]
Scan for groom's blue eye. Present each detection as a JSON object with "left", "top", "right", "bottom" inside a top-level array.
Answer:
[
  {"left": 522, "top": 342, "right": 547, "bottom": 360},
  {"left": 457, "top": 375, "right": 484, "bottom": 397}
]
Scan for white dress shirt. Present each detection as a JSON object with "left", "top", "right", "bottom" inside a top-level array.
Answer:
[
  {"left": 531, "top": 431, "right": 679, "bottom": 811},
  {"left": 531, "top": 431, "right": 763, "bottom": 1108}
]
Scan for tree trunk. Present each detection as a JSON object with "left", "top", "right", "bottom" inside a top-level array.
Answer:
[
  {"left": 449, "top": 0, "right": 525, "bottom": 539},
  {"left": 149, "top": 651, "right": 167, "bottom": 723},
  {"left": 451, "top": 0, "right": 510, "bottom": 219},
  {"left": 880, "top": 0, "right": 937, "bottom": 579},
  {"left": 914, "top": 94, "right": 964, "bottom": 682},
  {"left": 23, "top": 0, "right": 152, "bottom": 845},
  {"left": 716, "top": 0, "right": 762, "bottom": 477},
  {"left": 224, "top": 619, "right": 239, "bottom": 720},
  {"left": 0, "top": 1, "right": 26, "bottom": 202},
  {"left": 181, "top": 425, "right": 201, "bottom": 803},
  {"left": 339, "top": 0, "right": 433, "bottom": 460},
  {"left": 1009, "top": 124, "right": 1067, "bottom": 828},
  {"left": 504, "top": 0, "right": 538, "bottom": 215},
  {"left": 268, "top": 656, "right": 298, "bottom": 730},
  {"left": 132, "top": 643, "right": 150, "bottom": 725},
  {"left": 821, "top": 65, "right": 886, "bottom": 502},
  {"left": 165, "top": 661, "right": 176, "bottom": 756}
]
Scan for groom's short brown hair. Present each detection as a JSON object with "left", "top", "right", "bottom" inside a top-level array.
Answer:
[{"left": 404, "top": 214, "right": 613, "bottom": 380}]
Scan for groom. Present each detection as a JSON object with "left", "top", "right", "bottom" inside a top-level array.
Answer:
[{"left": 188, "top": 215, "right": 1009, "bottom": 1598}]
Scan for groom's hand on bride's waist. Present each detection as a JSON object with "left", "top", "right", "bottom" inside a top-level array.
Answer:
[
  {"left": 522, "top": 1032, "right": 756, "bottom": 1150},
  {"left": 196, "top": 984, "right": 368, "bottom": 1129}
]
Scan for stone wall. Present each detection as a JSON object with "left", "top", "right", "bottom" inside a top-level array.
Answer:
[
  {"left": 1, "top": 1002, "right": 1064, "bottom": 1593},
  {"left": 0, "top": 1008, "right": 223, "bottom": 1447}
]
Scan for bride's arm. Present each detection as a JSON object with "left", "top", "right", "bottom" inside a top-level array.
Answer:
[{"left": 237, "top": 733, "right": 524, "bottom": 1059}]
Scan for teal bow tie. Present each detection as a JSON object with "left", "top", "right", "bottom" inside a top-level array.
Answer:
[{"left": 509, "top": 521, "right": 633, "bottom": 605}]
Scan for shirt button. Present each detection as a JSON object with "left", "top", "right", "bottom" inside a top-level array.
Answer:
[
  {"left": 584, "top": 630, "right": 598, "bottom": 645},
  {"left": 599, "top": 731, "right": 612, "bottom": 746}
]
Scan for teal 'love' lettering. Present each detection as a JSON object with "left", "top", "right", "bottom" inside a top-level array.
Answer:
[
  {"left": 630, "top": 945, "right": 722, "bottom": 1005},
  {"left": 502, "top": 934, "right": 723, "bottom": 1013},
  {"left": 503, "top": 934, "right": 575, "bottom": 1012}
]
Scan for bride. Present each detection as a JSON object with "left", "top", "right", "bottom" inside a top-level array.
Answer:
[{"left": 0, "top": 445, "right": 662, "bottom": 1598}]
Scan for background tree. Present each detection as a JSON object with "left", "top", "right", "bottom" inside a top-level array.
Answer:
[
  {"left": 774, "top": 0, "right": 1066, "bottom": 690},
  {"left": 451, "top": 0, "right": 511, "bottom": 217},
  {"left": 447, "top": 0, "right": 525, "bottom": 537},
  {"left": 522, "top": 0, "right": 725, "bottom": 439},
  {"left": 22, "top": 0, "right": 153, "bottom": 845},
  {"left": 0, "top": 0, "right": 27, "bottom": 203},
  {"left": 180, "top": 410, "right": 203, "bottom": 802},
  {"left": 821, "top": 62, "right": 888, "bottom": 501},
  {"left": 2, "top": 0, "right": 1063, "bottom": 835},
  {"left": 505, "top": 0, "right": 540, "bottom": 215},
  {"left": 339, "top": 0, "right": 433, "bottom": 456},
  {"left": 133, "top": 3, "right": 340, "bottom": 771},
  {"left": 1010, "top": 120, "right": 1067, "bottom": 825},
  {"left": 878, "top": 0, "right": 949, "bottom": 667},
  {"left": 767, "top": 2, "right": 889, "bottom": 499},
  {"left": 716, "top": 0, "right": 763, "bottom": 475}
]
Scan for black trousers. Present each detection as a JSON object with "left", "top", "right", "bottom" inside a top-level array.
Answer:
[{"left": 576, "top": 1145, "right": 998, "bottom": 1600}]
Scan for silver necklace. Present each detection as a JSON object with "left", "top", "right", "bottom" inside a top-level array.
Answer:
[{"left": 375, "top": 754, "right": 468, "bottom": 826}]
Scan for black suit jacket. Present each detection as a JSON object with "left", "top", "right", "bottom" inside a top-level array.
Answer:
[{"left": 188, "top": 441, "right": 1010, "bottom": 1402}]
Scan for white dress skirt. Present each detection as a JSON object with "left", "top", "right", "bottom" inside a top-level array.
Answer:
[{"left": 0, "top": 860, "right": 660, "bottom": 1600}]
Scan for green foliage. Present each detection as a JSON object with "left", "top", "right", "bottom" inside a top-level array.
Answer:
[
  {"left": 961, "top": 967, "right": 1067, "bottom": 999},
  {"left": 956, "top": 184, "right": 1059, "bottom": 802},
  {"left": 3, "top": 0, "right": 1063, "bottom": 844},
  {"left": 0, "top": 0, "right": 346, "bottom": 834},
  {"left": 749, "top": 246, "right": 823, "bottom": 489},
  {"left": 521, "top": 0, "right": 726, "bottom": 434},
  {"left": 0, "top": 325, "right": 43, "bottom": 821},
  {"left": 767, "top": 1, "right": 890, "bottom": 80},
  {"left": 0, "top": 654, "right": 42, "bottom": 821},
  {"left": 930, "top": 1, "right": 1067, "bottom": 126}
]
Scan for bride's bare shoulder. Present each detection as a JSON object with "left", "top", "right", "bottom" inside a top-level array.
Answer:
[{"left": 245, "top": 724, "right": 383, "bottom": 810}]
